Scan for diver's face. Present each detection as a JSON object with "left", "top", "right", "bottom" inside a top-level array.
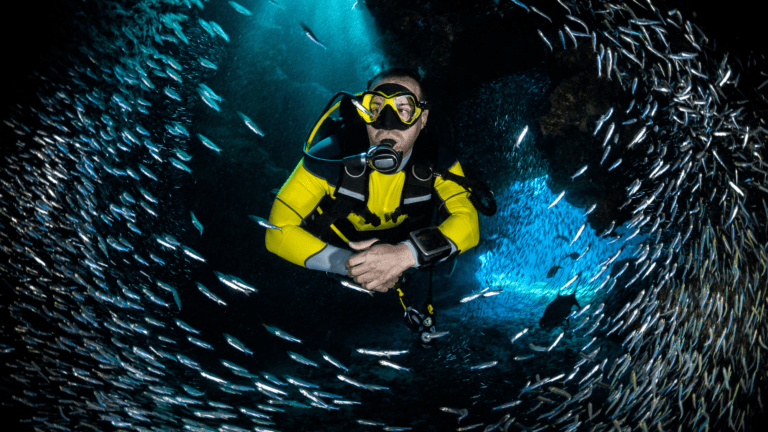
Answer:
[{"left": 366, "top": 76, "right": 428, "bottom": 159}]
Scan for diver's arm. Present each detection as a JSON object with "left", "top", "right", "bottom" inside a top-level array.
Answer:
[
  {"left": 398, "top": 160, "right": 479, "bottom": 268},
  {"left": 432, "top": 160, "right": 480, "bottom": 253},
  {"left": 265, "top": 160, "right": 352, "bottom": 275}
]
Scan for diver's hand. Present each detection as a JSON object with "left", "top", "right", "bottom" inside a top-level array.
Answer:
[{"left": 346, "top": 240, "right": 415, "bottom": 293}]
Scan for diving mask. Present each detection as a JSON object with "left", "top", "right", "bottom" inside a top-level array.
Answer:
[{"left": 356, "top": 90, "right": 428, "bottom": 126}]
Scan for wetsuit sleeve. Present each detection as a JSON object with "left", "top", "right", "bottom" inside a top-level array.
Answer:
[
  {"left": 433, "top": 161, "right": 480, "bottom": 254},
  {"left": 265, "top": 159, "right": 352, "bottom": 274}
]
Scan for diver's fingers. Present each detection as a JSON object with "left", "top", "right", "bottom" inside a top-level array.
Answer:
[
  {"left": 366, "top": 271, "right": 399, "bottom": 292},
  {"left": 353, "top": 270, "right": 379, "bottom": 285},
  {"left": 347, "top": 259, "right": 376, "bottom": 277},
  {"left": 345, "top": 251, "right": 366, "bottom": 269},
  {"left": 348, "top": 238, "right": 379, "bottom": 251}
]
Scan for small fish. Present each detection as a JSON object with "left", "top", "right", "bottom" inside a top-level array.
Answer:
[
  {"left": 196, "top": 282, "right": 227, "bottom": 306},
  {"left": 237, "top": 112, "right": 265, "bottom": 136},
  {"left": 608, "top": 158, "right": 622, "bottom": 171},
  {"left": 531, "top": 7, "right": 551, "bottom": 23},
  {"left": 228, "top": 1, "right": 252, "bottom": 15},
  {"left": 547, "top": 331, "right": 564, "bottom": 351},
  {"left": 510, "top": 328, "right": 529, "bottom": 344},
  {"left": 460, "top": 287, "right": 490, "bottom": 303},
  {"left": 199, "top": 84, "right": 224, "bottom": 102},
  {"left": 358, "top": 420, "right": 387, "bottom": 426},
  {"left": 357, "top": 348, "right": 408, "bottom": 357},
  {"left": 600, "top": 145, "right": 611, "bottom": 165},
  {"left": 169, "top": 158, "right": 192, "bottom": 174},
  {"left": 350, "top": 97, "right": 375, "bottom": 118},
  {"left": 319, "top": 350, "right": 349, "bottom": 371},
  {"left": 198, "top": 91, "right": 221, "bottom": 112},
  {"left": 583, "top": 203, "right": 597, "bottom": 216},
  {"left": 515, "top": 125, "right": 528, "bottom": 148},
  {"left": 175, "top": 319, "right": 200, "bottom": 334},
  {"left": 173, "top": 148, "right": 192, "bottom": 162},
  {"left": 337, "top": 374, "right": 373, "bottom": 390},
  {"left": 197, "top": 133, "right": 222, "bottom": 153},
  {"left": 549, "top": 386, "right": 572, "bottom": 400},
  {"left": 331, "top": 275, "right": 373, "bottom": 296},
  {"left": 223, "top": 333, "right": 253, "bottom": 355},
  {"left": 469, "top": 361, "right": 498, "bottom": 371},
  {"left": 285, "top": 375, "right": 320, "bottom": 389},
  {"left": 263, "top": 324, "right": 303, "bottom": 343},
  {"left": 547, "top": 191, "right": 565, "bottom": 210},
  {"left": 300, "top": 23, "right": 327, "bottom": 50},
  {"left": 378, "top": 359, "right": 410, "bottom": 372},
  {"left": 546, "top": 265, "right": 562, "bottom": 278},
  {"left": 537, "top": 30, "right": 553, "bottom": 52},
  {"left": 182, "top": 246, "right": 206, "bottom": 262},
  {"left": 422, "top": 331, "right": 449, "bottom": 342},
  {"left": 187, "top": 336, "right": 213, "bottom": 350},
  {"left": 510, "top": 0, "right": 529, "bottom": 11},
  {"left": 249, "top": 215, "right": 280, "bottom": 230},
  {"left": 287, "top": 351, "right": 318, "bottom": 367},
  {"left": 214, "top": 271, "right": 257, "bottom": 295},
  {"left": 571, "top": 164, "right": 588, "bottom": 180},
  {"left": 191, "top": 211, "right": 204, "bottom": 235},
  {"left": 163, "top": 87, "right": 181, "bottom": 102},
  {"left": 569, "top": 227, "right": 586, "bottom": 248},
  {"left": 198, "top": 57, "right": 218, "bottom": 70},
  {"left": 262, "top": 372, "right": 287, "bottom": 386},
  {"left": 493, "top": 400, "right": 522, "bottom": 410},
  {"left": 210, "top": 21, "right": 230, "bottom": 42},
  {"left": 440, "top": 407, "right": 469, "bottom": 423}
]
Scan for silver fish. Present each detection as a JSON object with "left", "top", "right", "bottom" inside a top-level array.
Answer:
[
  {"left": 469, "top": 360, "right": 498, "bottom": 371},
  {"left": 515, "top": 125, "right": 528, "bottom": 148},
  {"left": 547, "top": 191, "right": 566, "bottom": 210},
  {"left": 228, "top": 1, "right": 252, "bottom": 15},
  {"left": 378, "top": 359, "right": 410, "bottom": 372},
  {"left": 357, "top": 348, "right": 408, "bottom": 357},
  {"left": 538, "top": 30, "right": 553, "bottom": 52},
  {"left": 571, "top": 164, "right": 588, "bottom": 180},
  {"left": 237, "top": 111, "right": 265, "bottom": 136},
  {"left": 511, "top": 328, "right": 529, "bottom": 344},
  {"left": 249, "top": 215, "right": 280, "bottom": 230},
  {"left": 319, "top": 350, "right": 349, "bottom": 371},
  {"left": 300, "top": 23, "right": 327, "bottom": 50}
]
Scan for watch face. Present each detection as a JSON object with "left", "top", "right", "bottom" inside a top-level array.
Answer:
[{"left": 415, "top": 230, "right": 450, "bottom": 255}]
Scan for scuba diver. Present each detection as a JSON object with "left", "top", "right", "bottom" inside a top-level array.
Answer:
[{"left": 265, "top": 68, "right": 495, "bottom": 345}]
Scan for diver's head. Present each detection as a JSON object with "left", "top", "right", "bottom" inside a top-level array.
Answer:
[{"left": 363, "top": 68, "right": 429, "bottom": 161}]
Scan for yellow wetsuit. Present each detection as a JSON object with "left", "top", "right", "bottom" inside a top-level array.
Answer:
[{"left": 265, "top": 136, "right": 479, "bottom": 272}]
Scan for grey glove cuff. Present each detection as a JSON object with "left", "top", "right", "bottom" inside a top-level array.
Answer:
[{"left": 305, "top": 245, "right": 354, "bottom": 276}]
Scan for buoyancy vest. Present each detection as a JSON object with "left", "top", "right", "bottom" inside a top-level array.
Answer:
[{"left": 301, "top": 129, "right": 448, "bottom": 249}]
